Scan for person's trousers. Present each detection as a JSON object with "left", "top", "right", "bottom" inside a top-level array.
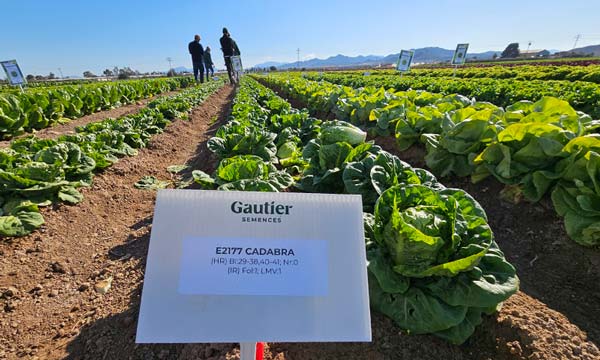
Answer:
[
  {"left": 205, "top": 64, "right": 214, "bottom": 80},
  {"left": 192, "top": 60, "right": 204, "bottom": 82},
  {"left": 224, "top": 57, "right": 233, "bottom": 83}
]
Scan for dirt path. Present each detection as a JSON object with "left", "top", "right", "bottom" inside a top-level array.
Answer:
[
  {"left": 0, "top": 90, "right": 181, "bottom": 148},
  {"left": 0, "top": 85, "right": 236, "bottom": 359}
]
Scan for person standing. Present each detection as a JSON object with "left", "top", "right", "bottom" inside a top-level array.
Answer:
[
  {"left": 220, "top": 28, "right": 241, "bottom": 84},
  {"left": 204, "top": 46, "right": 214, "bottom": 80},
  {"left": 188, "top": 34, "right": 205, "bottom": 82}
]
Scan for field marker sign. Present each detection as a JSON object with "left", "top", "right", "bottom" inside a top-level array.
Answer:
[
  {"left": 452, "top": 43, "right": 469, "bottom": 66},
  {"left": 136, "top": 190, "right": 371, "bottom": 345},
  {"left": 396, "top": 50, "right": 414, "bottom": 72},
  {"left": 231, "top": 55, "right": 243, "bottom": 72},
  {"left": 1, "top": 59, "right": 26, "bottom": 87}
]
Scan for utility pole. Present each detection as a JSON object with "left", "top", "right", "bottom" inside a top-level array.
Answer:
[
  {"left": 296, "top": 48, "right": 300, "bottom": 70},
  {"left": 573, "top": 34, "right": 582, "bottom": 50},
  {"left": 166, "top": 57, "right": 173, "bottom": 73},
  {"left": 57, "top": 68, "right": 64, "bottom": 79}
]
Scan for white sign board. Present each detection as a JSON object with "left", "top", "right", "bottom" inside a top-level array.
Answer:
[
  {"left": 136, "top": 190, "right": 371, "bottom": 343},
  {"left": 396, "top": 50, "right": 414, "bottom": 72},
  {"left": 231, "top": 55, "right": 243, "bottom": 72},
  {"left": 452, "top": 43, "right": 469, "bottom": 65},
  {"left": 1, "top": 60, "right": 26, "bottom": 85}
]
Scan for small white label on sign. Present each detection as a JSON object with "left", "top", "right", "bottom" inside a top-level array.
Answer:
[{"left": 179, "top": 237, "right": 328, "bottom": 296}]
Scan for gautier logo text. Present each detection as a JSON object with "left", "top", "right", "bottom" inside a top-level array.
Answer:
[{"left": 230, "top": 201, "right": 293, "bottom": 215}]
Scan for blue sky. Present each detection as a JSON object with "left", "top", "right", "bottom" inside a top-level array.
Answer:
[{"left": 1, "top": 0, "right": 600, "bottom": 77}]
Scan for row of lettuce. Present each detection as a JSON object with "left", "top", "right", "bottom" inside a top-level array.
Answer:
[
  {"left": 355, "top": 64, "right": 600, "bottom": 84},
  {"left": 0, "top": 79, "right": 224, "bottom": 237},
  {"left": 0, "top": 76, "right": 196, "bottom": 139},
  {"left": 305, "top": 72, "right": 600, "bottom": 119},
  {"left": 0, "top": 79, "right": 104, "bottom": 92},
  {"left": 424, "top": 58, "right": 600, "bottom": 68},
  {"left": 191, "top": 76, "right": 518, "bottom": 345},
  {"left": 255, "top": 74, "right": 600, "bottom": 247}
]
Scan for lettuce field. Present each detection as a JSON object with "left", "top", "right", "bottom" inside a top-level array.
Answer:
[{"left": 1, "top": 63, "right": 599, "bottom": 359}]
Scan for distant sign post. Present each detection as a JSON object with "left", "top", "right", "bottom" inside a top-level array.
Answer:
[
  {"left": 451, "top": 43, "right": 469, "bottom": 65},
  {"left": 1, "top": 60, "right": 26, "bottom": 92},
  {"left": 136, "top": 190, "right": 371, "bottom": 359},
  {"left": 396, "top": 50, "right": 414, "bottom": 74},
  {"left": 451, "top": 43, "right": 469, "bottom": 77}
]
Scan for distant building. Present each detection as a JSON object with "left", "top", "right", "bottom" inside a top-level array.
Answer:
[{"left": 519, "top": 49, "right": 550, "bottom": 58}]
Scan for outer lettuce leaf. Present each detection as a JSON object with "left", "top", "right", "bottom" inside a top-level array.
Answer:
[
  {"left": 0, "top": 200, "right": 45, "bottom": 236},
  {"left": 368, "top": 272, "right": 469, "bottom": 336}
]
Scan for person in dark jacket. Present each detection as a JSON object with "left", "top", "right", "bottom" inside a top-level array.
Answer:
[
  {"left": 188, "top": 34, "right": 205, "bottom": 82},
  {"left": 219, "top": 28, "right": 241, "bottom": 84},
  {"left": 204, "top": 46, "right": 214, "bottom": 80}
]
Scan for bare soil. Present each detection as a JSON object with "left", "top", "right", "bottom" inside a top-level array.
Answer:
[{"left": 0, "top": 90, "right": 180, "bottom": 148}]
